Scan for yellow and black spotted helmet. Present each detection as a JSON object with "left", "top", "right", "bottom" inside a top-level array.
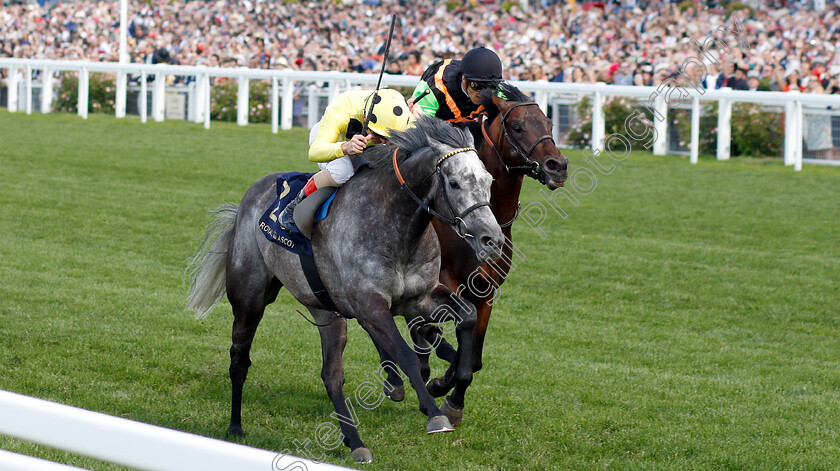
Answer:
[{"left": 363, "top": 89, "right": 413, "bottom": 137}]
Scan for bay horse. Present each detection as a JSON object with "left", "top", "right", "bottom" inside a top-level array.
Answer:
[
  {"left": 186, "top": 117, "right": 504, "bottom": 463},
  {"left": 378, "top": 83, "right": 569, "bottom": 425}
]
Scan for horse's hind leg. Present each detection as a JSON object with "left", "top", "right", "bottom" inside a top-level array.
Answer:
[
  {"left": 226, "top": 268, "right": 281, "bottom": 437},
  {"left": 310, "top": 308, "right": 372, "bottom": 463}
]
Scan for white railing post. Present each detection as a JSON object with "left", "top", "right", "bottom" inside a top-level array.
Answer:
[
  {"left": 591, "top": 89, "right": 604, "bottom": 152},
  {"left": 653, "top": 93, "right": 668, "bottom": 155},
  {"left": 307, "top": 83, "right": 318, "bottom": 129},
  {"left": 783, "top": 99, "right": 796, "bottom": 166},
  {"left": 271, "top": 77, "right": 279, "bottom": 134},
  {"left": 204, "top": 74, "right": 211, "bottom": 130},
  {"left": 116, "top": 0, "right": 128, "bottom": 118},
  {"left": 7, "top": 66, "right": 19, "bottom": 112},
  {"left": 193, "top": 70, "right": 206, "bottom": 123},
  {"left": 152, "top": 70, "right": 165, "bottom": 122},
  {"left": 25, "top": 65, "right": 32, "bottom": 115},
  {"left": 551, "top": 98, "right": 561, "bottom": 144},
  {"left": 690, "top": 96, "right": 700, "bottom": 164},
  {"left": 794, "top": 100, "right": 803, "bottom": 171},
  {"left": 237, "top": 70, "right": 249, "bottom": 126},
  {"left": 716, "top": 89, "right": 732, "bottom": 160},
  {"left": 41, "top": 67, "right": 53, "bottom": 114},
  {"left": 78, "top": 68, "right": 89, "bottom": 119},
  {"left": 281, "top": 77, "right": 294, "bottom": 130},
  {"left": 140, "top": 71, "right": 147, "bottom": 123},
  {"left": 115, "top": 71, "right": 127, "bottom": 118}
]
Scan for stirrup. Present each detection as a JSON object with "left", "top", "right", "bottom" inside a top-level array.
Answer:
[{"left": 278, "top": 201, "right": 298, "bottom": 231}]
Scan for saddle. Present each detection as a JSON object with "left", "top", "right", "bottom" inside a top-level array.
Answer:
[{"left": 257, "top": 172, "right": 337, "bottom": 257}]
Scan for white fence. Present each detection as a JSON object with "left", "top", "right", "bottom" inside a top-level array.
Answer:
[
  {"left": 0, "top": 389, "right": 351, "bottom": 471},
  {"left": 2, "top": 58, "right": 840, "bottom": 171}
]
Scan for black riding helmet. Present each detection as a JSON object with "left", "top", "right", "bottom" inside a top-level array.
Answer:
[{"left": 460, "top": 47, "right": 503, "bottom": 84}]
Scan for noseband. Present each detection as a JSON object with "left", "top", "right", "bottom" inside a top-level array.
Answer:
[
  {"left": 480, "top": 102, "right": 556, "bottom": 179},
  {"left": 392, "top": 147, "right": 491, "bottom": 240}
]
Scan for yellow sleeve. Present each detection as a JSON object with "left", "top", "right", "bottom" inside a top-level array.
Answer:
[{"left": 308, "top": 93, "right": 353, "bottom": 162}]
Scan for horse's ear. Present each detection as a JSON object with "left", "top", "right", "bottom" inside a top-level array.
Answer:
[
  {"left": 427, "top": 138, "right": 448, "bottom": 157},
  {"left": 492, "top": 93, "right": 513, "bottom": 114},
  {"left": 461, "top": 126, "right": 475, "bottom": 148}
]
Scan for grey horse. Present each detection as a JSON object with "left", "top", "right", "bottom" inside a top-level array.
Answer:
[{"left": 186, "top": 117, "right": 504, "bottom": 463}]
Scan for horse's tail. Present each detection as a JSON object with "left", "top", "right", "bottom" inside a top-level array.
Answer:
[{"left": 186, "top": 203, "right": 238, "bottom": 319}]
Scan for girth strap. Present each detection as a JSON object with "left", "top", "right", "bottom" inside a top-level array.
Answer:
[{"left": 298, "top": 251, "right": 339, "bottom": 313}]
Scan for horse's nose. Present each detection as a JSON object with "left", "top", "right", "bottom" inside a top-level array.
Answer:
[
  {"left": 544, "top": 157, "right": 568, "bottom": 174},
  {"left": 479, "top": 234, "right": 504, "bottom": 261}
]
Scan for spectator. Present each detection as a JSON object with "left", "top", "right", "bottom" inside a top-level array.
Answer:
[
  {"left": 727, "top": 67, "right": 749, "bottom": 90},
  {"left": 0, "top": 0, "right": 837, "bottom": 95},
  {"left": 783, "top": 69, "right": 803, "bottom": 92},
  {"left": 746, "top": 71, "right": 766, "bottom": 91}
]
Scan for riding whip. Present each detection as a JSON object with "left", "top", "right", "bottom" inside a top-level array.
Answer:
[{"left": 361, "top": 13, "right": 398, "bottom": 135}]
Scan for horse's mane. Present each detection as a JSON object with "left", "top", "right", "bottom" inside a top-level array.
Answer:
[
  {"left": 479, "top": 82, "right": 533, "bottom": 123},
  {"left": 365, "top": 115, "right": 473, "bottom": 170}
]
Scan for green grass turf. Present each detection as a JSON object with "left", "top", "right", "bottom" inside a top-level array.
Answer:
[{"left": 1, "top": 109, "right": 839, "bottom": 470}]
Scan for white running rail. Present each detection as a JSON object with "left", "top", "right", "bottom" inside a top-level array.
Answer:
[
  {"left": 2, "top": 58, "right": 840, "bottom": 171},
  {"left": 0, "top": 389, "right": 351, "bottom": 471}
]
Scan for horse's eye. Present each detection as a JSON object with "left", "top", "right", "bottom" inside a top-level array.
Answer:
[
  {"left": 449, "top": 180, "right": 461, "bottom": 189},
  {"left": 512, "top": 123, "right": 523, "bottom": 132}
]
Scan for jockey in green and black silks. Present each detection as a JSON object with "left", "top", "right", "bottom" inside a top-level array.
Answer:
[{"left": 409, "top": 47, "right": 504, "bottom": 124}]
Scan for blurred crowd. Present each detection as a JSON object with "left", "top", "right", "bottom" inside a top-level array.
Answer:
[{"left": 1, "top": 0, "right": 840, "bottom": 93}]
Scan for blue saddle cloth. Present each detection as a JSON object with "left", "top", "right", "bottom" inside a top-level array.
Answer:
[{"left": 258, "top": 172, "right": 338, "bottom": 256}]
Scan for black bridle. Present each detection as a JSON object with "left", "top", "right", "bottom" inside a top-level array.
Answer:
[
  {"left": 481, "top": 102, "right": 556, "bottom": 181},
  {"left": 392, "top": 147, "right": 491, "bottom": 240}
]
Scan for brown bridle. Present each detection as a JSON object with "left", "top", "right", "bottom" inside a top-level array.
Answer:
[
  {"left": 392, "top": 146, "right": 491, "bottom": 240},
  {"left": 480, "top": 102, "right": 556, "bottom": 180}
]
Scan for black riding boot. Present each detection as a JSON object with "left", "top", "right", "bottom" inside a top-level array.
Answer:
[{"left": 279, "top": 188, "right": 307, "bottom": 231}]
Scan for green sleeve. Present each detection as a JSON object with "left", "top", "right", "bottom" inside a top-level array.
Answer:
[{"left": 411, "top": 81, "right": 440, "bottom": 117}]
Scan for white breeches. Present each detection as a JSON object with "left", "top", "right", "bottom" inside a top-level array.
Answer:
[{"left": 310, "top": 120, "right": 355, "bottom": 185}]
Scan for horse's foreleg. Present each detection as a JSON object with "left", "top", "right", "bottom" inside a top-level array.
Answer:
[
  {"left": 427, "top": 292, "right": 493, "bottom": 398},
  {"left": 313, "top": 309, "right": 371, "bottom": 463},
  {"left": 471, "top": 299, "right": 493, "bottom": 373},
  {"left": 439, "top": 297, "right": 478, "bottom": 426},
  {"left": 423, "top": 325, "right": 457, "bottom": 364},
  {"left": 373, "top": 341, "right": 405, "bottom": 402},
  {"left": 355, "top": 295, "right": 453, "bottom": 434},
  {"left": 404, "top": 286, "right": 477, "bottom": 426},
  {"left": 411, "top": 328, "right": 432, "bottom": 383}
]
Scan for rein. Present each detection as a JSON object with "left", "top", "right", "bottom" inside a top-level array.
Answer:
[
  {"left": 392, "top": 146, "right": 490, "bottom": 239},
  {"left": 295, "top": 309, "right": 344, "bottom": 327},
  {"left": 480, "top": 102, "right": 555, "bottom": 178}
]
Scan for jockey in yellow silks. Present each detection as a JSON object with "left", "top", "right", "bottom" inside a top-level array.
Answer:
[{"left": 279, "top": 88, "right": 413, "bottom": 231}]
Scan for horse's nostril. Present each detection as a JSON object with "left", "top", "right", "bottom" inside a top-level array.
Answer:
[
  {"left": 545, "top": 159, "right": 561, "bottom": 172},
  {"left": 480, "top": 235, "right": 496, "bottom": 248}
]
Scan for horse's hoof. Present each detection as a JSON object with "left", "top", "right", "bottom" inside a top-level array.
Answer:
[
  {"left": 350, "top": 447, "right": 373, "bottom": 463},
  {"left": 440, "top": 397, "right": 463, "bottom": 427},
  {"left": 426, "top": 415, "right": 454, "bottom": 434},
  {"left": 426, "top": 377, "right": 448, "bottom": 398},
  {"left": 385, "top": 384, "right": 405, "bottom": 402},
  {"left": 226, "top": 425, "right": 244, "bottom": 437}
]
